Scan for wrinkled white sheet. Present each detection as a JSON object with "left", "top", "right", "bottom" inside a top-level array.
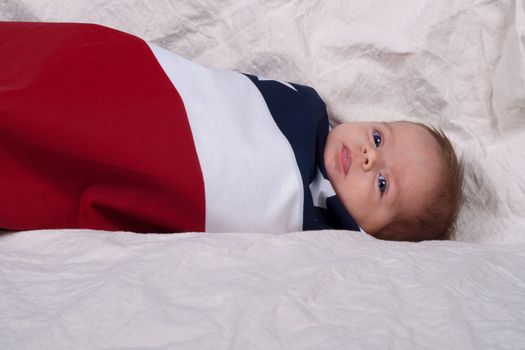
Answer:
[
  {"left": 1, "top": 229, "right": 525, "bottom": 350},
  {"left": 1, "top": 0, "right": 525, "bottom": 348}
]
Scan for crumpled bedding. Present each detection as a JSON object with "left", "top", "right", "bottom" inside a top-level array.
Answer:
[
  {"left": 1, "top": 0, "right": 525, "bottom": 348},
  {"left": 2, "top": 229, "right": 525, "bottom": 349}
]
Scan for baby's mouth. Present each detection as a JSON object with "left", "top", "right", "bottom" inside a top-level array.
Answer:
[{"left": 340, "top": 146, "right": 351, "bottom": 175}]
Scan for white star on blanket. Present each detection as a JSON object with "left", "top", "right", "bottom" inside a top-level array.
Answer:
[
  {"left": 257, "top": 76, "right": 298, "bottom": 92},
  {"left": 309, "top": 167, "right": 335, "bottom": 209}
]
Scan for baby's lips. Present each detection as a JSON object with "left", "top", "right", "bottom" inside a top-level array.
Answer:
[{"left": 341, "top": 146, "right": 351, "bottom": 175}]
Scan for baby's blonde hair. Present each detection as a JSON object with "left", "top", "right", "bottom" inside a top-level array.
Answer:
[{"left": 381, "top": 123, "right": 464, "bottom": 241}]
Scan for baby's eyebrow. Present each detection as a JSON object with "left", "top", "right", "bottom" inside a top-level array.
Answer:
[
  {"left": 381, "top": 122, "right": 398, "bottom": 204},
  {"left": 388, "top": 172, "right": 399, "bottom": 205},
  {"left": 382, "top": 122, "right": 395, "bottom": 145}
]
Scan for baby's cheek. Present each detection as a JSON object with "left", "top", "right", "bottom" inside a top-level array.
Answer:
[
  {"left": 340, "top": 189, "right": 369, "bottom": 219},
  {"left": 348, "top": 174, "right": 373, "bottom": 201}
]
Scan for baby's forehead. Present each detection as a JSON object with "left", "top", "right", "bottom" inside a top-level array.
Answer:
[
  {"left": 390, "top": 132, "right": 443, "bottom": 211},
  {"left": 396, "top": 161, "right": 442, "bottom": 214},
  {"left": 390, "top": 123, "right": 442, "bottom": 163},
  {"left": 392, "top": 122, "right": 441, "bottom": 146}
]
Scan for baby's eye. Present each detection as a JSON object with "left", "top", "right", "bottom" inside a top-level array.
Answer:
[
  {"left": 373, "top": 130, "right": 382, "bottom": 148},
  {"left": 378, "top": 174, "right": 388, "bottom": 194}
]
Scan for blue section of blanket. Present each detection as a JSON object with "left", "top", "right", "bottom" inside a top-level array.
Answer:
[{"left": 244, "top": 74, "right": 359, "bottom": 231}]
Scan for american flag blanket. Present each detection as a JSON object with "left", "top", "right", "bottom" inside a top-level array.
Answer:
[{"left": 0, "top": 22, "right": 358, "bottom": 233}]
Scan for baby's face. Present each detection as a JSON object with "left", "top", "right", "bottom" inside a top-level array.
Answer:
[{"left": 324, "top": 121, "right": 442, "bottom": 237}]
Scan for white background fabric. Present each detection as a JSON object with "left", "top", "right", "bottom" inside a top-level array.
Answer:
[
  {"left": 2, "top": 229, "right": 525, "bottom": 350},
  {"left": 1, "top": 0, "right": 525, "bottom": 349}
]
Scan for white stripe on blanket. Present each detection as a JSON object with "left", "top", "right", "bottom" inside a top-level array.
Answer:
[{"left": 148, "top": 44, "right": 303, "bottom": 233}]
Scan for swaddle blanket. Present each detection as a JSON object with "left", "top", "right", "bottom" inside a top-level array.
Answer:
[{"left": 0, "top": 22, "right": 358, "bottom": 233}]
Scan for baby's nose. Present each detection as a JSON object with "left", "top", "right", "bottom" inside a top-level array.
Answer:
[{"left": 361, "top": 146, "right": 377, "bottom": 171}]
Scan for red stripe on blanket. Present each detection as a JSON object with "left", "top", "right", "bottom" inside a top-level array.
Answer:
[{"left": 0, "top": 22, "right": 205, "bottom": 232}]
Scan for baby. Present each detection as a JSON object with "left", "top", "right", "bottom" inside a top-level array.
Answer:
[
  {"left": 0, "top": 22, "right": 463, "bottom": 241},
  {"left": 325, "top": 121, "right": 463, "bottom": 241}
]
